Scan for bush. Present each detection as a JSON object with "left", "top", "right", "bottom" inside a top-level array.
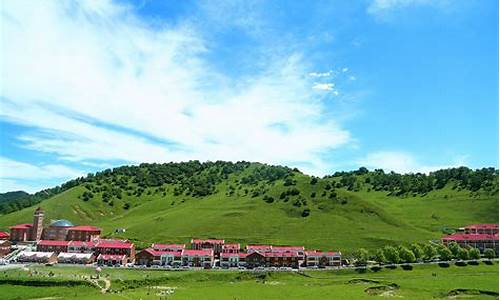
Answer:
[
  {"left": 483, "top": 260, "right": 493, "bottom": 265},
  {"left": 401, "top": 264, "right": 413, "bottom": 271},
  {"left": 370, "top": 266, "right": 382, "bottom": 272},
  {"left": 438, "top": 262, "right": 450, "bottom": 268},
  {"left": 384, "top": 265, "right": 397, "bottom": 269},
  {"left": 310, "top": 177, "right": 318, "bottom": 185},
  {"left": 467, "top": 260, "right": 479, "bottom": 265},
  {"left": 263, "top": 195, "right": 274, "bottom": 203},
  {"left": 301, "top": 208, "right": 310, "bottom": 217},
  {"left": 455, "top": 261, "right": 467, "bottom": 267}
]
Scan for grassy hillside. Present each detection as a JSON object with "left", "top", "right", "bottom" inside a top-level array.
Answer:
[{"left": 0, "top": 162, "right": 497, "bottom": 253}]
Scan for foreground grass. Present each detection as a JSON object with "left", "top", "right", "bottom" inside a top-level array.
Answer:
[{"left": 1, "top": 262, "right": 498, "bottom": 300}]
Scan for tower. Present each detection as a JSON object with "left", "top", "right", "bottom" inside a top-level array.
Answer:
[{"left": 30, "top": 207, "right": 44, "bottom": 241}]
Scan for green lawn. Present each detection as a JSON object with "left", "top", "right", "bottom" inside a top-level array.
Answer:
[{"left": 1, "top": 263, "right": 498, "bottom": 299}]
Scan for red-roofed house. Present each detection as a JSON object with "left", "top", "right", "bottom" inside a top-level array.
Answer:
[
  {"left": 181, "top": 249, "right": 214, "bottom": 268},
  {"left": 136, "top": 248, "right": 183, "bottom": 266},
  {"left": 304, "top": 251, "right": 342, "bottom": 267},
  {"left": 464, "top": 224, "right": 499, "bottom": 235},
  {"left": 152, "top": 243, "right": 185, "bottom": 252},
  {"left": 442, "top": 233, "right": 499, "bottom": 253},
  {"left": 246, "top": 245, "right": 273, "bottom": 253},
  {"left": 0, "top": 232, "right": 10, "bottom": 240},
  {"left": 9, "top": 224, "right": 32, "bottom": 242},
  {"left": 246, "top": 251, "right": 301, "bottom": 268},
  {"left": 220, "top": 252, "right": 247, "bottom": 268},
  {"left": 66, "top": 225, "right": 101, "bottom": 241},
  {"left": 96, "top": 240, "right": 136, "bottom": 262},
  {"left": 68, "top": 241, "right": 97, "bottom": 253},
  {"left": 222, "top": 243, "right": 240, "bottom": 254},
  {"left": 97, "top": 254, "right": 127, "bottom": 266},
  {"left": 191, "top": 239, "right": 225, "bottom": 255},
  {"left": 36, "top": 240, "right": 70, "bottom": 253},
  {"left": 272, "top": 246, "right": 305, "bottom": 258}
]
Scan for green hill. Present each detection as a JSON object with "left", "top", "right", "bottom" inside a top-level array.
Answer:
[{"left": 0, "top": 161, "right": 497, "bottom": 253}]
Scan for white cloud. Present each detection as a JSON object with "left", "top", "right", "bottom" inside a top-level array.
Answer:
[
  {"left": 0, "top": 0, "right": 353, "bottom": 185},
  {"left": 367, "top": 0, "right": 450, "bottom": 17},
  {"left": 357, "top": 151, "right": 466, "bottom": 174},
  {"left": 341, "top": 67, "right": 349, "bottom": 72},
  {"left": 308, "top": 70, "right": 333, "bottom": 77},
  {"left": 312, "top": 83, "right": 335, "bottom": 91},
  {"left": 0, "top": 157, "right": 84, "bottom": 192}
]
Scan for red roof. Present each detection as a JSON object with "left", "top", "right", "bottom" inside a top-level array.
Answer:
[
  {"left": 0, "top": 232, "right": 10, "bottom": 238},
  {"left": 37, "top": 240, "right": 70, "bottom": 247},
  {"left": 69, "top": 225, "right": 101, "bottom": 232},
  {"left": 465, "top": 224, "right": 499, "bottom": 230},
  {"left": 223, "top": 243, "right": 240, "bottom": 249},
  {"left": 191, "top": 239, "right": 224, "bottom": 244},
  {"left": 69, "top": 241, "right": 96, "bottom": 247},
  {"left": 272, "top": 246, "right": 304, "bottom": 252},
  {"left": 246, "top": 245, "right": 272, "bottom": 251},
  {"left": 98, "top": 254, "right": 126, "bottom": 260},
  {"left": 96, "top": 240, "right": 134, "bottom": 249},
  {"left": 221, "top": 252, "right": 247, "bottom": 258},
  {"left": 152, "top": 243, "right": 185, "bottom": 250},
  {"left": 264, "top": 251, "right": 300, "bottom": 258},
  {"left": 9, "top": 223, "right": 32, "bottom": 229},
  {"left": 143, "top": 248, "right": 182, "bottom": 257},
  {"left": 182, "top": 249, "right": 214, "bottom": 256},
  {"left": 442, "top": 233, "right": 499, "bottom": 241},
  {"left": 304, "top": 250, "right": 340, "bottom": 257}
]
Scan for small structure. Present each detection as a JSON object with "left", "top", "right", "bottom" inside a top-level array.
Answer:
[
  {"left": 97, "top": 254, "right": 127, "bottom": 266},
  {"left": 304, "top": 251, "right": 342, "bottom": 267},
  {"left": 222, "top": 243, "right": 240, "bottom": 254},
  {"left": 220, "top": 252, "right": 247, "bottom": 268},
  {"left": 181, "top": 249, "right": 214, "bottom": 268},
  {"left": 57, "top": 252, "right": 95, "bottom": 264},
  {"left": 191, "top": 239, "right": 225, "bottom": 256},
  {"left": 36, "top": 240, "right": 70, "bottom": 253},
  {"left": 17, "top": 251, "right": 57, "bottom": 264}
]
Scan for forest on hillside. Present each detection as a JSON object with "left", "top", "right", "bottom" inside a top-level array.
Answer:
[{"left": 0, "top": 161, "right": 498, "bottom": 215}]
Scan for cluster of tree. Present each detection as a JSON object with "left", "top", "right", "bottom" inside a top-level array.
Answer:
[
  {"left": 354, "top": 242, "right": 496, "bottom": 266},
  {"left": 330, "top": 167, "right": 498, "bottom": 195}
]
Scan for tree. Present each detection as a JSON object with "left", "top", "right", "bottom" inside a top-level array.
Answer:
[
  {"left": 484, "top": 249, "right": 496, "bottom": 260},
  {"left": 438, "top": 246, "right": 453, "bottom": 261},
  {"left": 383, "top": 246, "right": 400, "bottom": 264},
  {"left": 399, "top": 246, "right": 416, "bottom": 263},
  {"left": 354, "top": 248, "right": 369, "bottom": 266},
  {"left": 423, "top": 244, "right": 437, "bottom": 261},
  {"left": 468, "top": 248, "right": 480, "bottom": 260},
  {"left": 310, "top": 177, "right": 318, "bottom": 185},
  {"left": 457, "top": 248, "right": 469, "bottom": 261},
  {"left": 409, "top": 243, "right": 424, "bottom": 261},
  {"left": 374, "top": 249, "right": 386, "bottom": 264},
  {"left": 447, "top": 242, "right": 461, "bottom": 258}
]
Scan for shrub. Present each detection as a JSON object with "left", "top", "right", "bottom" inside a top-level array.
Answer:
[
  {"left": 438, "top": 262, "right": 450, "bottom": 268},
  {"left": 455, "top": 261, "right": 467, "bottom": 267},
  {"left": 301, "top": 209, "right": 310, "bottom": 217},
  {"left": 310, "top": 177, "right": 318, "bottom": 185},
  {"left": 401, "top": 264, "right": 413, "bottom": 271},
  {"left": 263, "top": 195, "right": 274, "bottom": 203},
  {"left": 370, "top": 266, "right": 382, "bottom": 272},
  {"left": 384, "top": 265, "right": 397, "bottom": 269},
  {"left": 467, "top": 260, "right": 479, "bottom": 265}
]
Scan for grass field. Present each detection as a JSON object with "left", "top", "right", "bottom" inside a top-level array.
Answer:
[
  {"left": 0, "top": 170, "right": 497, "bottom": 252},
  {"left": 1, "top": 262, "right": 498, "bottom": 299}
]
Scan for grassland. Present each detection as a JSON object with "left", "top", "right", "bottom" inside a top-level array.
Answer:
[
  {"left": 1, "top": 262, "right": 498, "bottom": 299},
  {"left": 0, "top": 166, "right": 497, "bottom": 253}
]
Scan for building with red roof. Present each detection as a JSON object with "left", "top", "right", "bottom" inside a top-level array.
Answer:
[
  {"left": 136, "top": 248, "right": 183, "bottom": 266},
  {"left": 9, "top": 223, "right": 32, "bottom": 242},
  {"left": 36, "top": 240, "right": 70, "bottom": 253},
  {"left": 152, "top": 243, "right": 185, "bottom": 252},
  {"left": 245, "top": 251, "right": 301, "bottom": 268},
  {"left": 220, "top": 252, "right": 247, "bottom": 268},
  {"left": 68, "top": 240, "right": 97, "bottom": 253},
  {"left": 181, "top": 249, "right": 214, "bottom": 268},
  {"left": 66, "top": 225, "right": 101, "bottom": 241},
  {"left": 304, "top": 251, "right": 342, "bottom": 267},
  {"left": 0, "top": 240, "right": 12, "bottom": 257},
  {"left": 0, "top": 231, "right": 10, "bottom": 240},
  {"left": 95, "top": 239, "right": 135, "bottom": 262},
  {"left": 442, "top": 233, "right": 499, "bottom": 253},
  {"left": 464, "top": 224, "right": 498, "bottom": 235},
  {"left": 191, "top": 239, "right": 225, "bottom": 255},
  {"left": 97, "top": 254, "right": 127, "bottom": 266},
  {"left": 246, "top": 245, "right": 273, "bottom": 253},
  {"left": 222, "top": 243, "right": 240, "bottom": 254}
]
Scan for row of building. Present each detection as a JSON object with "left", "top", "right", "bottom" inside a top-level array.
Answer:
[{"left": 441, "top": 224, "right": 499, "bottom": 253}]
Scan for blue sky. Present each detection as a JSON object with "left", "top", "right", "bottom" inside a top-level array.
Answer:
[{"left": 0, "top": 0, "right": 498, "bottom": 193}]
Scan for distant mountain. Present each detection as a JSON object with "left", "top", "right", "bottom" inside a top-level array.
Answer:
[
  {"left": 0, "top": 190, "right": 30, "bottom": 203},
  {"left": 0, "top": 161, "right": 497, "bottom": 252}
]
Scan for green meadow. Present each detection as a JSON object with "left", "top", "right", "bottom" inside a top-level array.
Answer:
[{"left": 1, "top": 262, "right": 498, "bottom": 300}]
